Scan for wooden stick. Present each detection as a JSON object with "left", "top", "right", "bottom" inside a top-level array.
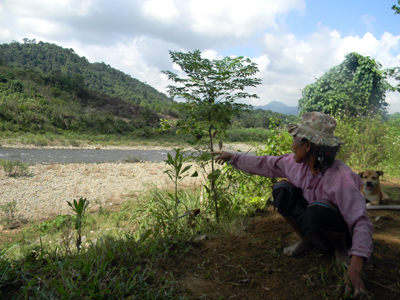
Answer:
[
  {"left": 370, "top": 280, "right": 400, "bottom": 293},
  {"left": 366, "top": 205, "right": 400, "bottom": 210}
]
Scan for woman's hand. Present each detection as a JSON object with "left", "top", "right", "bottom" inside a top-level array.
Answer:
[
  {"left": 345, "top": 255, "right": 367, "bottom": 299},
  {"left": 212, "top": 151, "right": 234, "bottom": 165}
]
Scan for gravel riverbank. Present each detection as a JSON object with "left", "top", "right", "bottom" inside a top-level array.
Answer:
[
  {"left": 0, "top": 143, "right": 258, "bottom": 222},
  {"left": 0, "top": 161, "right": 203, "bottom": 222}
]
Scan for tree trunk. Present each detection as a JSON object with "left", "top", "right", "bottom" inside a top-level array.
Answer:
[{"left": 209, "top": 123, "right": 219, "bottom": 222}]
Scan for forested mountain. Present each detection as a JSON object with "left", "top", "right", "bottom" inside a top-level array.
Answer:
[
  {"left": 0, "top": 40, "right": 174, "bottom": 114},
  {"left": 0, "top": 40, "right": 297, "bottom": 138},
  {"left": 0, "top": 63, "right": 160, "bottom": 136}
]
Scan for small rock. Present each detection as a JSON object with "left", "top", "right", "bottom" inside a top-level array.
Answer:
[{"left": 193, "top": 235, "right": 208, "bottom": 243}]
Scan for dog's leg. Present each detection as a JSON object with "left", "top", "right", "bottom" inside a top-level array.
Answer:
[
  {"left": 382, "top": 191, "right": 390, "bottom": 200},
  {"left": 370, "top": 200, "right": 380, "bottom": 206}
]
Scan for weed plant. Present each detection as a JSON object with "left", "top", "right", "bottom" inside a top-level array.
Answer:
[
  {"left": 0, "top": 159, "right": 30, "bottom": 177},
  {"left": 0, "top": 201, "right": 18, "bottom": 227}
]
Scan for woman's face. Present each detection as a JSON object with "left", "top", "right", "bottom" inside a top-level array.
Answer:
[{"left": 291, "top": 136, "right": 310, "bottom": 163}]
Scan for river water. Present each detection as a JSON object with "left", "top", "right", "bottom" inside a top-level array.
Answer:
[{"left": 0, "top": 148, "right": 176, "bottom": 164}]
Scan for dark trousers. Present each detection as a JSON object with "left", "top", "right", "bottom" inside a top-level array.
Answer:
[{"left": 272, "top": 180, "right": 351, "bottom": 254}]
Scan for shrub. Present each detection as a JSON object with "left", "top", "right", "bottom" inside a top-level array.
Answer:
[
  {"left": 35, "top": 214, "right": 74, "bottom": 233},
  {"left": 8, "top": 80, "right": 24, "bottom": 92},
  {"left": 51, "top": 87, "right": 61, "bottom": 97},
  {"left": 335, "top": 114, "right": 390, "bottom": 170},
  {"left": 223, "top": 127, "right": 292, "bottom": 209},
  {"left": 226, "top": 128, "right": 270, "bottom": 142},
  {"left": 0, "top": 201, "right": 18, "bottom": 226},
  {"left": 0, "top": 159, "right": 30, "bottom": 177}
]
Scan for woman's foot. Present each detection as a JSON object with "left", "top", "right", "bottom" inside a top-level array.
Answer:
[{"left": 283, "top": 239, "right": 311, "bottom": 256}]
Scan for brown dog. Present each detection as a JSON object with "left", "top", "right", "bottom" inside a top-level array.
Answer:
[{"left": 358, "top": 170, "right": 389, "bottom": 206}]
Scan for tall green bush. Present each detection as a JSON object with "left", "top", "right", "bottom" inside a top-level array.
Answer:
[
  {"left": 335, "top": 114, "right": 390, "bottom": 170},
  {"left": 223, "top": 126, "right": 292, "bottom": 209}
]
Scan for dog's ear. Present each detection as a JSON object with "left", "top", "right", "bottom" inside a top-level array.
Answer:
[
  {"left": 376, "top": 171, "right": 384, "bottom": 177},
  {"left": 358, "top": 171, "right": 364, "bottom": 178}
]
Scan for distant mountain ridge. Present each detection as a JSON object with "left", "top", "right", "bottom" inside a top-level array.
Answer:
[{"left": 254, "top": 101, "right": 300, "bottom": 116}]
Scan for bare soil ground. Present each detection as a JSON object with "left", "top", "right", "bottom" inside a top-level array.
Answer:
[{"left": 158, "top": 179, "right": 400, "bottom": 300}]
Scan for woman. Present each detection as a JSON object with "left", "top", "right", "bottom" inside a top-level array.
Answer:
[{"left": 213, "top": 112, "right": 371, "bottom": 299}]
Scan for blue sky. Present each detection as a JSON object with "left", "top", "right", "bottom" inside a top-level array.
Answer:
[
  {"left": 1, "top": 0, "right": 400, "bottom": 113},
  {"left": 289, "top": 1, "right": 400, "bottom": 39}
]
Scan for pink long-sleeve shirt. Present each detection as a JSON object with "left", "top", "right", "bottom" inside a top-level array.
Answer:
[{"left": 230, "top": 153, "right": 373, "bottom": 260}]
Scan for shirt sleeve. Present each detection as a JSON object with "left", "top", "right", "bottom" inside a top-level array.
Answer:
[
  {"left": 324, "top": 163, "right": 373, "bottom": 260},
  {"left": 230, "top": 153, "right": 291, "bottom": 178}
]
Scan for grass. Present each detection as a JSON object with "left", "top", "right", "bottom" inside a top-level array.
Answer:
[
  {"left": 0, "top": 185, "right": 219, "bottom": 299},
  {"left": 0, "top": 130, "right": 190, "bottom": 149},
  {"left": 0, "top": 129, "right": 274, "bottom": 149}
]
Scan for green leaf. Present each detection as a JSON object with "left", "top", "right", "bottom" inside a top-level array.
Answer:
[
  {"left": 207, "top": 169, "right": 222, "bottom": 181},
  {"left": 200, "top": 152, "right": 212, "bottom": 161},
  {"left": 181, "top": 165, "right": 191, "bottom": 173},
  {"left": 140, "top": 229, "right": 152, "bottom": 242}
]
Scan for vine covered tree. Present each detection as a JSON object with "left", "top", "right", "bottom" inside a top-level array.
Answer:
[
  {"left": 162, "top": 49, "right": 262, "bottom": 221},
  {"left": 298, "top": 52, "right": 391, "bottom": 117}
]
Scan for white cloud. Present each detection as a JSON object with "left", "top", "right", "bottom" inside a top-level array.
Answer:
[
  {"left": 3, "top": 0, "right": 97, "bottom": 18},
  {"left": 16, "top": 18, "right": 71, "bottom": 39},
  {"left": 190, "top": 0, "right": 305, "bottom": 38},
  {"left": 338, "top": 32, "right": 379, "bottom": 58},
  {"left": 141, "top": 0, "right": 180, "bottom": 24},
  {"left": 361, "top": 14, "right": 376, "bottom": 26},
  {"left": 202, "top": 49, "right": 223, "bottom": 60},
  {"left": 253, "top": 55, "right": 271, "bottom": 73}
]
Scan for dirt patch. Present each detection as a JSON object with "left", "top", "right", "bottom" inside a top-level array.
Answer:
[{"left": 157, "top": 181, "right": 400, "bottom": 300}]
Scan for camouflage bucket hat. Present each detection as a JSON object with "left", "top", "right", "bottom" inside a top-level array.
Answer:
[{"left": 286, "top": 112, "right": 343, "bottom": 147}]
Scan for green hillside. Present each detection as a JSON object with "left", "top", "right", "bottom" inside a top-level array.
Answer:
[
  {"left": 0, "top": 63, "right": 161, "bottom": 137},
  {"left": 0, "top": 40, "right": 174, "bottom": 113},
  {"left": 0, "top": 40, "right": 300, "bottom": 145}
]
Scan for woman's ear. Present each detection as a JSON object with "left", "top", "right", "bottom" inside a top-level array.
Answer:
[{"left": 305, "top": 141, "right": 312, "bottom": 153}]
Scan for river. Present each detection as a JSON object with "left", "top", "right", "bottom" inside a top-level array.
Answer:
[{"left": 0, "top": 148, "right": 176, "bottom": 164}]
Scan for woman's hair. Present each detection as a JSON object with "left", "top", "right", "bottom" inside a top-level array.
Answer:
[{"left": 300, "top": 138, "right": 341, "bottom": 174}]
